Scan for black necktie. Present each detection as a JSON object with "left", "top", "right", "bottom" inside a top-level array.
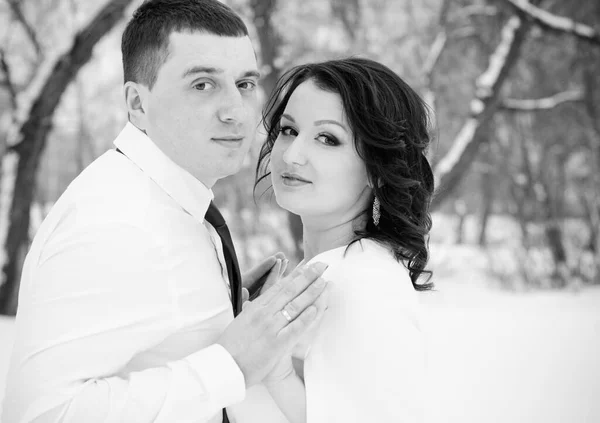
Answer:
[
  {"left": 204, "top": 201, "right": 242, "bottom": 316},
  {"left": 204, "top": 202, "right": 241, "bottom": 423}
]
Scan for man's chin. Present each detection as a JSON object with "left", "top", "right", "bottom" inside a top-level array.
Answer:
[{"left": 216, "top": 160, "right": 246, "bottom": 181}]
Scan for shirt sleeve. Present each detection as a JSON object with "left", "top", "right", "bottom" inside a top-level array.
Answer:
[
  {"left": 3, "top": 222, "right": 245, "bottom": 423},
  {"left": 305, "top": 249, "right": 426, "bottom": 422}
]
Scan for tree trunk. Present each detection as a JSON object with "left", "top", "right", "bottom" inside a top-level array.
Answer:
[
  {"left": 538, "top": 176, "right": 569, "bottom": 288},
  {"left": 478, "top": 169, "right": 494, "bottom": 246},
  {"left": 580, "top": 45, "right": 600, "bottom": 274},
  {"left": 249, "top": 0, "right": 305, "bottom": 260},
  {"left": 431, "top": 7, "right": 539, "bottom": 210},
  {"left": 250, "top": 0, "right": 281, "bottom": 98},
  {"left": 453, "top": 200, "right": 468, "bottom": 244},
  {"left": 0, "top": 0, "right": 135, "bottom": 316}
]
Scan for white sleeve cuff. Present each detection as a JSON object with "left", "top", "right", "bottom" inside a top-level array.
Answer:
[{"left": 186, "top": 343, "right": 246, "bottom": 409}]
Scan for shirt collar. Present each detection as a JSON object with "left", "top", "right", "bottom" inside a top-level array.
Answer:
[{"left": 114, "top": 122, "right": 213, "bottom": 222}]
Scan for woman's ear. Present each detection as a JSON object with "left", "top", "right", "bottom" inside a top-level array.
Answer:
[{"left": 367, "top": 177, "right": 383, "bottom": 189}]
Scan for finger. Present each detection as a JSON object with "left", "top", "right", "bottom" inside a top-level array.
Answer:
[
  {"left": 248, "top": 258, "right": 284, "bottom": 300},
  {"left": 271, "top": 276, "right": 328, "bottom": 331},
  {"left": 274, "top": 251, "right": 286, "bottom": 261},
  {"left": 242, "top": 287, "right": 249, "bottom": 304},
  {"left": 255, "top": 262, "right": 312, "bottom": 306},
  {"left": 261, "top": 259, "right": 282, "bottom": 294},
  {"left": 242, "top": 255, "right": 278, "bottom": 289},
  {"left": 279, "top": 259, "right": 289, "bottom": 278},
  {"left": 276, "top": 304, "right": 319, "bottom": 343},
  {"left": 268, "top": 262, "right": 329, "bottom": 312},
  {"left": 308, "top": 283, "right": 330, "bottom": 329}
]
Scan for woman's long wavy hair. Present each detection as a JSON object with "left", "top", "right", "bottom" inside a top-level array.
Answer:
[{"left": 255, "top": 57, "right": 435, "bottom": 291}]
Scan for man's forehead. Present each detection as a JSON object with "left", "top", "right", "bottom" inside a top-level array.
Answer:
[{"left": 168, "top": 31, "right": 257, "bottom": 68}]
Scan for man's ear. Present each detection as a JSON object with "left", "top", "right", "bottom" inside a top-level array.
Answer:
[{"left": 124, "top": 81, "right": 149, "bottom": 130}]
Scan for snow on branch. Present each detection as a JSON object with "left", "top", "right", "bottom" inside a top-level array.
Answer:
[
  {"left": 505, "top": 0, "right": 600, "bottom": 45},
  {"left": 501, "top": 90, "right": 584, "bottom": 111},
  {"left": 448, "top": 5, "right": 497, "bottom": 22},
  {"left": 423, "top": 31, "right": 448, "bottom": 77},
  {"left": 432, "top": 15, "right": 529, "bottom": 210}
]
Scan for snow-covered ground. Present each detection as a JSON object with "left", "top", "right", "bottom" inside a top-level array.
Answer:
[
  {"left": 0, "top": 317, "right": 15, "bottom": 422},
  {"left": 421, "top": 286, "right": 600, "bottom": 422},
  {"left": 2, "top": 283, "right": 598, "bottom": 422},
  {"left": 1, "top": 212, "right": 599, "bottom": 422}
]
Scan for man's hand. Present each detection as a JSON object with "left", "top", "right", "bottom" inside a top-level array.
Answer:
[
  {"left": 242, "top": 253, "right": 288, "bottom": 301},
  {"left": 218, "top": 262, "right": 329, "bottom": 388}
]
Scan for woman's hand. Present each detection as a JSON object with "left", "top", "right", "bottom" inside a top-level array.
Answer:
[
  {"left": 264, "top": 354, "right": 295, "bottom": 386},
  {"left": 242, "top": 255, "right": 289, "bottom": 301}
]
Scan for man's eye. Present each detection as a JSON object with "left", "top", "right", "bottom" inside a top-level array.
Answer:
[
  {"left": 279, "top": 126, "right": 297, "bottom": 137},
  {"left": 238, "top": 81, "right": 257, "bottom": 91},
  {"left": 194, "top": 81, "right": 215, "bottom": 91}
]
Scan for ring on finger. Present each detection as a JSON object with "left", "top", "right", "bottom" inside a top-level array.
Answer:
[{"left": 281, "top": 306, "right": 293, "bottom": 322}]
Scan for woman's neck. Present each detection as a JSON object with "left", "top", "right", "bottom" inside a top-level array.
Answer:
[{"left": 301, "top": 213, "right": 367, "bottom": 262}]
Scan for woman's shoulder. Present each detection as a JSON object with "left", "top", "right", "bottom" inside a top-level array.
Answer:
[
  {"left": 312, "top": 238, "right": 415, "bottom": 294},
  {"left": 343, "top": 239, "right": 407, "bottom": 277},
  {"left": 317, "top": 239, "right": 422, "bottom": 329}
]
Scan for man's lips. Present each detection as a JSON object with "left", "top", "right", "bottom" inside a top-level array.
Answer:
[
  {"left": 211, "top": 136, "right": 245, "bottom": 149},
  {"left": 212, "top": 136, "right": 244, "bottom": 141}
]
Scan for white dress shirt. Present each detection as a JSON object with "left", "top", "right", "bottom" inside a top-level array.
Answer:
[
  {"left": 301, "top": 239, "right": 426, "bottom": 422},
  {"left": 2, "top": 123, "right": 247, "bottom": 423}
]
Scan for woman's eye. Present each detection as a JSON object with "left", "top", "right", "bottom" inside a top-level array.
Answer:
[
  {"left": 193, "top": 81, "right": 215, "bottom": 91},
  {"left": 316, "top": 133, "right": 339, "bottom": 146},
  {"left": 279, "top": 126, "right": 298, "bottom": 137}
]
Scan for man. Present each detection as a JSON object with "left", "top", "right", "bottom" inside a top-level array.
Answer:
[{"left": 2, "top": 1, "right": 328, "bottom": 422}]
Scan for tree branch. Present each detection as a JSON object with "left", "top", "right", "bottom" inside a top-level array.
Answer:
[
  {"left": 249, "top": 0, "right": 281, "bottom": 96},
  {"left": 448, "top": 5, "right": 497, "bottom": 23},
  {"left": 10, "top": 0, "right": 134, "bottom": 152},
  {"left": 504, "top": 0, "right": 600, "bottom": 46},
  {"left": 422, "top": 0, "right": 451, "bottom": 119},
  {"left": 6, "top": 0, "right": 44, "bottom": 58},
  {"left": 0, "top": 48, "right": 18, "bottom": 110},
  {"left": 431, "top": 14, "right": 532, "bottom": 210},
  {"left": 0, "top": 0, "right": 136, "bottom": 315},
  {"left": 501, "top": 90, "right": 584, "bottom": 111},
  {"left": 331, "top": 0, "right": 360, "bottom": 42}
]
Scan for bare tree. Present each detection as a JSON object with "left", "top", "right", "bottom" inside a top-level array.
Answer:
[
  {"left": 505, "top": 0, "right": 600, "bottom": 45},
  {"left": 431, "top": 7, "right": 536, "bottom": 210},
  {"left": 0, "top": 0, "right": 135, "bottom": 316},
  {"left": 430, "top": 0, "right": 600, "bottom": 210},
  {"left": 250, "top": 0, "right": 281, "bottom": 96}
]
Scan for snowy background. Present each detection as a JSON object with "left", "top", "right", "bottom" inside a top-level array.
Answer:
[
  {"left": 1, "top": 213, "right": 599, "bottom": 423},
  {"left": 0, "top": 1, "right": 599, "bottom": 421}
]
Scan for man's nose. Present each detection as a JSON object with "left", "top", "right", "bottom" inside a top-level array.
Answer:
[{"left": 217, "top": 86, "right": 246, "bottom": 124}]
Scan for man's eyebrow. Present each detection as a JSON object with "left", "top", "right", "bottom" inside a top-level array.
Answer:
[
  {"left": 182, "top": 66, "right": 261, "bottom": 80},
  {"left": 241, "top": 70, "right": 261, "bottom": 79},
  {"left": 182, "top": 66, "right": 222, "bottom": 79}
]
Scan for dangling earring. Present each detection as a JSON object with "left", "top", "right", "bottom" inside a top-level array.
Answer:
[{"left": 372, "top": 195, "right": 380, "bottom": 226}]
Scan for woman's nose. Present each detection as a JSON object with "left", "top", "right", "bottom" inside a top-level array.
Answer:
[{"left": 282, "top": 137, "right": 307, "bottom": 166}]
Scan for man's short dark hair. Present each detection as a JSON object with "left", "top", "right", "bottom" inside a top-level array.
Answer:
[{"left": 121, "top": 0, "right": 249, "bottom": 89}]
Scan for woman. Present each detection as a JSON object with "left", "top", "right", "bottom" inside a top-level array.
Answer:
[{"left": 254, "top": 57, "right": 435, "bottom": 422}]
